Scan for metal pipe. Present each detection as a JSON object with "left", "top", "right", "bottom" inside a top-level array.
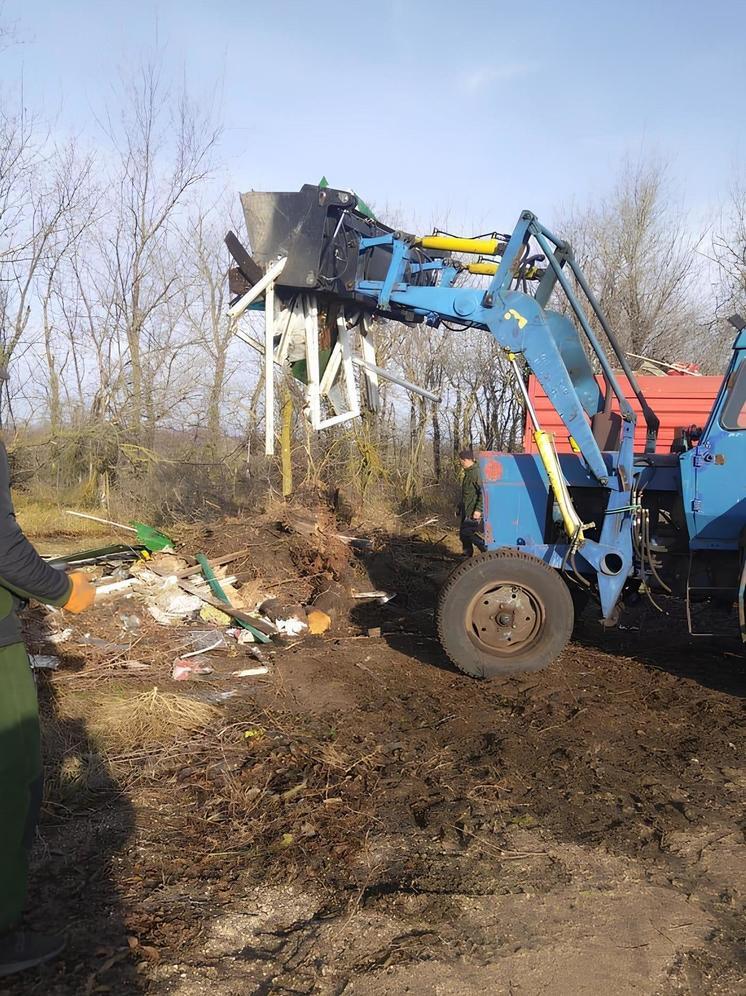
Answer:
[
  {"left": 509, "top": 356, "right": 540, "bottom": 428},
  {"left": 566, "top": 258, "right": 660, "bottom": 447},
  {"left": 350, "top": 357, "right": 440, "bottom": 403}
]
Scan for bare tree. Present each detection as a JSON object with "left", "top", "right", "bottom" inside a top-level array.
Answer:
[
  {"left": 0, "top": 98, "right": 94, "bottom": 425},
  {"left": 714, "top": 178, "right": 746, "bottom": 317},
  {"left": 99, "top": 62, "right": 221, "bottom": 448},
  {"left": 561, "top": 159, "right": 703, "bottom": 365}
]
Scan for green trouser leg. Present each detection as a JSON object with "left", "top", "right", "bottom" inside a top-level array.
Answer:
[{"left": 0, "top": 643, "right": 42, "bottom": 932}]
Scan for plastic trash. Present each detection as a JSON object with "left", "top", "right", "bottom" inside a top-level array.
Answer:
[
  {"left": 119, "top": 614, "right": 142, "bottom": 634},
  {"left": 194, "top": 689, "right": 238, "bottom": 703},
  {"left": 29, "top": 654, "right": 60, "bottom": 670},
  {"left": 172, "top": 659, "right": 214, "bottom": 681},
  {"left": 307, "top": 609, "right": 332, "bottom": 634},
  {"left": 231, "top": 667, "right": 269, "bottom": 677},
  {"left": 79, "top": 634, "right": 129, "bottom": 652},
  {"left": 199, "top": 604, "right": 232, "bottom": 626},
  {"left": 183, "top": 630, "right": 227, "bottom": 652},
  {"left": 275, "top": 617, "right": 308, "bottom": 637}
]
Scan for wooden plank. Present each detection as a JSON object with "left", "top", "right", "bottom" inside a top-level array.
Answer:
[{"left": 173, "top": 547, "right": 255, "bottom": 579}]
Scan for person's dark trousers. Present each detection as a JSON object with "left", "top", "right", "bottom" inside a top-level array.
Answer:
[
  {"left": 0, "top": 644, "right": 43, "bottom": 932},
  {"left": 460, "top": 516, "right": 487, "bottom": 557}
]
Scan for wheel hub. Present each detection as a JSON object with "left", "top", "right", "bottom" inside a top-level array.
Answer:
[{"left": 467, "top": 583, "right": 542, "bottom": 655}]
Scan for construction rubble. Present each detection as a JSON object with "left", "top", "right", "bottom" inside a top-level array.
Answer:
[{"left": 33, "top": 502, "right": 405, "bottom": 689}]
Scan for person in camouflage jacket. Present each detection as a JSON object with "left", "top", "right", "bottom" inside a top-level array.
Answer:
[{"left": 458, "top": 449, "right": 486, "bottom": 557}]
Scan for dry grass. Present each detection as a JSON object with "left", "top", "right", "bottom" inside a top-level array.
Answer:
[
  {"left": 15, "top": 496, "right": 119, "bottom": 540},
  {"left": 86, "top": 687, "right": 220, "bottom": 750}
]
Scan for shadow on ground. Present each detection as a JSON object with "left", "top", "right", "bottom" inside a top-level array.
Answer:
[
  {"left": 354, "top": 530, "right": 746, "bottom": 697},
  {"left": 0, "top": 614, "right": 142, "bottom": 996}
]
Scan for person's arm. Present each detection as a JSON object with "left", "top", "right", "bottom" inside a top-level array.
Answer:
[
  {"left": 0, "top": 507, "right": 72, "bottom": 606},
  {"left": 473, "top": 469, "right": 484, "bottom": 520},
  {"left": 0, "top": 445, "right": 93, "bottom": 611}
]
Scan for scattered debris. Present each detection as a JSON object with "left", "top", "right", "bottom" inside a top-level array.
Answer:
[
  {"left": 366, "top": 626, "right": 382, "bottom": 638},
  {"left": 29, "top": 654, "right": 61, "bottom": 670},
  {"left": 275, "top": 617, "right": 308, "bottom": 636},
  {"left": 46, "top": 542, "right": 148, "bottom": 568},
  {"left": 181, "top": 630, "right": 227, "bottom": 653},
  {"left": 307, "top": 609, "right": 332, "bottom": 635},
  {"left": 260, "top": 598, "right": 307, "bottom": 624},
  {"left": 352, "top": 589, "right": 396, "bottom": 604},
  {"left": 172, "top": 660, "right": 214, "bottom": 681},
  {"left": 95, "top": 577, "right": 140, "bottom": 597},
  {"left": 231, "top": 667, "right": 269, "bottom": 677},
  {"left": 148, "top": 568, "right": 276, "bottom": 641},
  {"left": 334, "top": 534, "right": 372, "bottom": 548},
  {"left": 119, "top": 614, "right": 142, "bottom": 634},
  {"left": 79, "top": 634, "right": 129, "bottom": 653},
  {"left": 47, "top": 627, "right": 73, "bottom": 645},
  {"left": 200, "top": 603, "right": 232, "bottom": 626},
  {"left": 196, "top": 689, "right": 238, "bottom": 703}
]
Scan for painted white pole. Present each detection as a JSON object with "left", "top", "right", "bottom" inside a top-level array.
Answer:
[
  {"left": 264, "top": 280, "right": 276, "bottom": 456},
  {"left": 227, "top": 256, "right": 287, "bottom": 319},
  {"left": 304, "top": 296, "right": 321, "bottom": 430}
]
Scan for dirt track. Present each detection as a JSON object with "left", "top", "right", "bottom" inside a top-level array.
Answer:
[{"left": 3, "top": 524, "right": 745, "bottom": 996}]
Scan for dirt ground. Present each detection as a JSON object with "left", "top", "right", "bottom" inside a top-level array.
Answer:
[{"left": 1, "top": 509, "right": 744, "bottom": 996}]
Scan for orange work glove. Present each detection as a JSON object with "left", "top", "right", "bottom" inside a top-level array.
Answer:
[{"left": 63, "top": 571, "right": 96, "bottom": 613}]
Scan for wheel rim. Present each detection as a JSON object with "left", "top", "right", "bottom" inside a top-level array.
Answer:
[{"left": 466, "top": 581, "right": 544, "bottom": 656}]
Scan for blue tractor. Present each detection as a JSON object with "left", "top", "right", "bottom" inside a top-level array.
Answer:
[{"left": 227, "top": 184, "right": 746, "bottom": 677}]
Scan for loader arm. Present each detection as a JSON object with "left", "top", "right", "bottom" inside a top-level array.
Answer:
[
  {"left": 352, "top": 211, "right": 655, "bottom": 619},
  {"left": 229, "top": 187, "right": 664, "bottom": 627}
]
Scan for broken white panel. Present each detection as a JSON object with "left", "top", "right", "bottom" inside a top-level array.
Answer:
[
  {"left": 359, "top": 317, "right": 380, "bottom": 411},
  {"left": 319, "top": 341, "right": 343, "bottom": 397},
  {"left": 337, "top": 315, "right": 361, "bottom": 419},
  {"left": 274, "top": 298, "right": 306, "bottom": 365},
  {"left": 314, "top": 410, "right": 359, "bottom": 430},
  {"left": 316, "top": 311, "right": 361, "bottom": 429}
]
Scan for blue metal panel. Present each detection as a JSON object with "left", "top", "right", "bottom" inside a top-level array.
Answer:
[
  {"left": 479, "top": 453, "right": 549, "bottom": 549},
  {"left": 685, "top": 347, "right": 746, "bottom": 547},
  {"left": 545, "top": 310, "right": 604, "bottom": 418}
]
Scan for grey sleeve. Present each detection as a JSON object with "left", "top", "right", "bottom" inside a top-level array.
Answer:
[{"left": 0, "top": 443, "right": 71, "bottom": 605}]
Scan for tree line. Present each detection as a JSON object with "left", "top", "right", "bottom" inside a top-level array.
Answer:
[{"left": 1, "top": 61, "right": 744, "bottom": 520}]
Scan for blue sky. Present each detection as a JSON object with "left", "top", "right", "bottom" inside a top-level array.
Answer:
[{"left": 2, "top": 0, "right": 744, "bottom": 232}]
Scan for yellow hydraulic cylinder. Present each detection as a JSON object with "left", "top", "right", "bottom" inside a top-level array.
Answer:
[
  {"left": 534, "top": 429, "right": 586, "bottom": 543},
  {"left": 466, "top": 261, "right": 499, "bottom": 276},
  {"left": 417, "top": 235, "right": 503, "bottom": 255}
]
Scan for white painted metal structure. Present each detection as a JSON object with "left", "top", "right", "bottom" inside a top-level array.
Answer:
[{"left": 228, "top": 265, "right": 439, "bottom": 455}]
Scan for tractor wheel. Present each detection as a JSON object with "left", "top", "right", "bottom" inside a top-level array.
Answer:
[{"left": 436, "top": 550, "right": 574, "bottom": 678}]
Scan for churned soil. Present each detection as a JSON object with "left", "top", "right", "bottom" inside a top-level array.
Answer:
[{"left": 3, "top": 512, "right": 744, "bottom": 996}]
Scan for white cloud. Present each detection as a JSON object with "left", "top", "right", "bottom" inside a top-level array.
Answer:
[{"left": 460, "top": 63, "right": 537, "bottom": 94}]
